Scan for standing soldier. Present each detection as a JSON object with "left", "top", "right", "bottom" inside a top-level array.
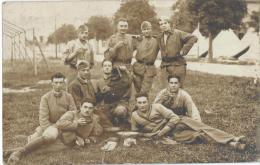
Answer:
[
  {"left": 132, "top": 21, "right": 159, "bottom": 94},
  {"left": 104, "top": 18, "right": 134, "bottom": 71},
  {"left": 158, "top": 16, "right": 197, "bottom": 87},
  {"left": 64, "top": 24, "right": 94, "bottom": 86}
]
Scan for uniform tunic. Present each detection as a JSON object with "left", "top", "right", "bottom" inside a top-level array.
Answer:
[
  {"left": 132, "top": 104, "right": 236, "bottom": 144},
  {"left": 154, "top": 88, "right": 201, "bottom": 122},
  {"left": 157, "top": 29, "right": 197, "bottom": 86},
  {"left": 104, "top": 33, "right": 134, "bottom": 70},
  {"left": 39, "top": 90, "right": 77, "bottom": 130},
  {"left": 131, "top": 103, "right": 180, "bottom": 132},
  {"left": 68, "top": 77, "right": 96, "bottom": 110},
  {"left": 133, "top": 36, "right": 159, "bottom": 93},
  {"left": 56, "top": 111, "right": 103, "bottom": 145}
]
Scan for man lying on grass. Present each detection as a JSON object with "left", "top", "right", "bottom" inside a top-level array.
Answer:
[
  {"left": 131, "top": 92, "right": 247, "bottom": 151},
  {"left": 6, "top": 72, "right": 77, "bottom": 164},
  {"left": 6, "top": 99, "right": 103, "bottom": 164}
]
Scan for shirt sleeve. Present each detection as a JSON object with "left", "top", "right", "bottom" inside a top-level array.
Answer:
[
  {"left": 156, "top": 104, "right": 180, "bottom": 128},
  {"left": 183, "top": 93, "right": 201, "bottom": 122},
  {"left": 68, "top": 94, "right": 77, "bottom": 111},
  {"left": 56, "top": 111, "right": 78, "bottom": 131},
  {"left": 63, "top": 41, "right": 74, "bottom": 64},
  {"left": 131, "top": 113, "right": 139, "bottom": 131},
  {"left": 154, "top": 89, "right": 167, "bottom": 104},
  {"left": 104, "top": 36, "right": 116, "bottom": 60},
  {"left": 39, "top": 96, "right": 52, "bottom": 130},
  {"left": 68, "top": 84, "right": 83, "bottom": 110},
  {"left": 179, "top": 31, "right": 198, "bottom": 55},
  {"left": 89, "top": 43, "right": 94, "bottom": 67}
]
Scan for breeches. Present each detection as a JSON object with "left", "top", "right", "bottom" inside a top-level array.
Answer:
[
  {"left": 29, "top": 125, "right": 59, "bottom": 143},
  {"left": 160, "top": 65, "right": 186, "bottom": 88}
]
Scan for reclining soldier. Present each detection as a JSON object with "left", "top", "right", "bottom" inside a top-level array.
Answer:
[{"left": 131, "top": 92, "right": 247, "bottom": 151}]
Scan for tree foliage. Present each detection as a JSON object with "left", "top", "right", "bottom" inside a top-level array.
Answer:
[
  {"left": 171, "top": 0, "right": 198, "bottom": 33},
  {"left": 114, "top": 0, "right": 158, "bottom": 34},
  {"left": 87, "top": 16, "right": 113, "bottom": 40},
  {"left": 247, "top": 10, "right": 260, "bottom": 33},
  {"left": 47, "top": 24, "right": 77, "bottom": 44},
  {"left": 188, "top": 0, "right": 247, "bottom": 36}
]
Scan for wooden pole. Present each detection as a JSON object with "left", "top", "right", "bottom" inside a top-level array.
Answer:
[
  {"left": 33, "top": 28, "right": 37, "bottom": 76},
  {"left": 55, "top": 16, "right": 58, "bottom": 59},
  {"left": 11, "top": 37, "right": 14, "bottom": 65},
  {"left": 18, "top": 32, "right": 21, "bottom": 59},
  {"left": 34, "top": 36, "right": 50, "bottom": 69}
]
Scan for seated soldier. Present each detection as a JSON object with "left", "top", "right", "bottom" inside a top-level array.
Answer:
[
  {"left": 131, "top": 93, "right": 247, "bottom": 151},
  {"left": 56, "top": 98, "right": 103, "bottom": 147},
  {"left": 68, "top": 60, "right": 95, "bottom": 110},
  {"left": 154, "top": 75, "right": 201, "bottom": 122},
  {"left": 94, "top": 59, "right": 132, "bottom": 127},
  {"left": 7, "top": 73, "right": 77, "bottom": 164},
  {"left": 68, "top": 60, "right": 118, "bottom": 131}
]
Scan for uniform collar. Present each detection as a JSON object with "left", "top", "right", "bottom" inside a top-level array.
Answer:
[
  {"left": 52, "top": 90, "right": 63, "bottom": 98},
  {"left": 77, "top": 76, "right": 88, "bottom": 84}
]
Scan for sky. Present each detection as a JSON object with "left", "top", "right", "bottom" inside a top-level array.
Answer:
[{"left": 3, "top": 0, "right": 176, "bottom": 37}]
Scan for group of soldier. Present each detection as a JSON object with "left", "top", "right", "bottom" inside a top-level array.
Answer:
[{"left": 5, "top": 16, "right": 248, "bottom": 164}]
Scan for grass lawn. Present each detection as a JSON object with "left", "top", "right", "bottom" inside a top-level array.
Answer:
[{"left": 2, "top": 59, "right": 259, "bottom": 164}]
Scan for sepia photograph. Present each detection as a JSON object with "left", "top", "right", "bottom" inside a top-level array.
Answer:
[{"left": 2, "top": 0, "right": 260, "bottom": 164}]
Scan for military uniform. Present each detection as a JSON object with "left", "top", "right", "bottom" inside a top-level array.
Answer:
[
  {"left": 104, "top": 33, "right": 134, "bottom": 71},
  {"left": 158, "top": 29, "right": 197, "bottom": 87},
  {"left": 132, "top": 36, "right": 159, "bottom": 94},
  {"left": 29, "top": 90, "right": 77, "bottom": 142},
  {"left": 132, "top": 103, "right": 242, "bottom": 146},
  {"left": 154, "top": 88, "right": 201, "bottom": 122},
  {"left": 56, "top": 111, "right": 103, "bottom": 146},
  {"left": 7, "top": 90, "right": 77, "bottom": 163},
  {"left": 63, "top": 39, "right": 94, "bottom": 86},
  {"left": 68, "top": 76, "right": 96, "bottom": 110},
  {"left": 94, "top": 68, "right": 132, "bottom": 126}
]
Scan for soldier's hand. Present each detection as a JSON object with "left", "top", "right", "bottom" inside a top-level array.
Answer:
[
  {"left": 89, "top": 136, "right": 97, "bottom": 143},
  {"left": 114, "top": 41, "right": 125, "bottom": 49},
  {"left": 102, "top": 86, "right": 111, "bottom": 93},
  {"left": 76, "top": 48, "right": 86, "bottom": 55},
  {"left": 84, "top": 138, "right": 91, "bottom": 144},
  {"left": 77, "top": 118, "right": 87, "bottom": 126},
  {"left": 179, "top": 50, "right": 185, "bottom": 56},
  {"left": 118, "top": 65, "right": 127, "bottom": 71}
]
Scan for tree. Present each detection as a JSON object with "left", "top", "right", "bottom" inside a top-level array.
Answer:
[
  {"left": 188, "top": 0, "right": 247, "bottom": 62},
  {"left": 247, "top": 10, "right": 260, "bottom": 33},
  {"left": 47, "top": 24, "right": 77, "bottom": 45},
  {"left": 87, "top": 16, "right": 113, "bottom": 53},
  {"left": 171, "top": 0, "right": 198, "bottom": 33},
  {"left": 114, "top": 0, "right": 158, "bottom": 34}
]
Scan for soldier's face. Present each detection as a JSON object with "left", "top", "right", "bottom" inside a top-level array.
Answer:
[
  {"left": 136, "top": 96, "right": 149, "bottom": 112},
  {"left": 78, "top": 67, "right": 91, "bottom": 80},
  {"left": 159, "top": 20, "right": 171, "bottom": 32},
  {"left": 168, "top": 78, "right": 180, "bottom": 93},
  {"left": 141, "top": 27, "right": 152, "bottom": 37},
  {"left": 102, "top": 61, "right": 113, "bottom": 74},
  {"left": 80, "top": 102, "right": 94, "bottom": 117},
  {"left": 52, "top": 78, "right": 65, "bottom": 93},
  {"left": 117, "top": 21, "right": 128, "bottom": 34},
  {"left": 78, "top": 29, "right": 89, "bottom": 41}
]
